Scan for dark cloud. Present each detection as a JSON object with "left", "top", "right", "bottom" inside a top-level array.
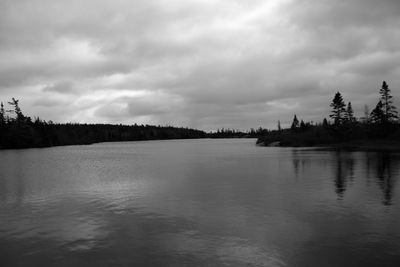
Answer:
[
  {"left": 33, "top": 97, "right": 71, "bottom": 107},
  {"left": 286, "top": 0, "right": 400, "bottom": 29},
  {"left": 42, "top": 81, "right": 75, "bottom": 94},
  {"left": 0, "top": 0, "right": 399, "bottom": 130}
]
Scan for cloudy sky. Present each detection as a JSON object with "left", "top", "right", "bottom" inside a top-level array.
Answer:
[{"left": 1, "top": 0, "right": 400, "bottom": 130}]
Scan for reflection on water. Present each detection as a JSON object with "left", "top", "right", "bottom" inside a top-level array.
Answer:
[
  {"left": 292, "top": 149, "right": 400, "bottom": 205},
  {"left": 372, "top": 152, "right": 397, "bottom": 206},
  {"left": 332, "top": 151, "right": 355, "bottom": 199},
  {"left": 1, "top": 139, "right": 400, "bottom": 266}
]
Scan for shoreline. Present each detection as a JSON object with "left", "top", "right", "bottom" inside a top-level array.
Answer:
[
  {"left": 0, "top": 137, "right": 256, "bottom": 150},
  {"left": 257, "top": 139, "right": 400, "bottom": 152}
]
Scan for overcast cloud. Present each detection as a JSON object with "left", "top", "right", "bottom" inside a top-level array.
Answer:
[{"left": 1, "top": 0, "right": 400, "bottom": 130}]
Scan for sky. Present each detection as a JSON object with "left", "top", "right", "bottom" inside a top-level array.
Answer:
[{"left": 1, "top": 0, "right": 400, "bottom": 131}]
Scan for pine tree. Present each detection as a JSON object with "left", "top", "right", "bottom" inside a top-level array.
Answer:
[
  {"left": 379, "top": 81, "right": 398, "bottom": 123},
  {"left": 322, "top": 118, "right": 329, "bottom": 127},
  {"left": 291, "top": 114, "right": 299, "bottom": 130},
  {"left": 370, "top": 101, "right": 384, "bottom": 124},
  {"left": 330, "top": 92, "right": 346, "bottom": 125},
  {"left": 7, "top": 98, "right": 24, "bottom": 122},
  {"left": 300, "top": 119, "right": 306, "bottom": 130},
  {"left": 345, "top": 102, "right": 355, "bottom": 123}
]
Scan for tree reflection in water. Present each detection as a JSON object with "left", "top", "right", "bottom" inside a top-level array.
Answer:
[
  {"left": 372, "top": 152, "right": 399, "bottom": 206},
  {"left": 291, "top": 149, "right": 400, "bottom": 205},
  {"left": 332, "top": 151, "right": 355, "bottom": 199}
]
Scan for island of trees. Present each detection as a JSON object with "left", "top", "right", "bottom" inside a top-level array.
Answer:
[{"left": 257, "top": 81, "right": 400, "bottom": 148}]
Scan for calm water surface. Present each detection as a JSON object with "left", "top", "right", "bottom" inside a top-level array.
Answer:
[{"left": 1, "top": 139, "right": 400, "bottom": 266}]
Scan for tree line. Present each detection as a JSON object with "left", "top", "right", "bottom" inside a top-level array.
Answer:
[
  {"left": 328, "top": 81, "right": 397, "bottom": 126},
  {"left": 258, "top": 81, "right": 400, "bottom": 146},
  {"left": 2, "top": 80, "right": 398, "bottom": 149},
  {"left": 0, "top": 97, "right": 269, "bottom": 149},
  {"left": 0, "top": 99, "right": 206, "bottom": 149}
]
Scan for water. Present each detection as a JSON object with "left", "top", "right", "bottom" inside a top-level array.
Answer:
[{"left": 1, "top": 139, "right": 400, "bottom": 266}]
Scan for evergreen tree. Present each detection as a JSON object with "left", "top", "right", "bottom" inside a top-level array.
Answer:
[
  {"left": 249, "top": 128, "right": 255, "bottom": 136},
  {"left": 0, "top": 102, "right": 5, "bottom": 124},
  {"left": 370, "top": 101, "right": 385, "bottom": 124},
  {"left": 291, "top": 114, "right": 299, "bottom": 130},
  {"left": 300, "top": 119, "right": 306, "bottom": 130},
  {"left": 322, "top": 118, "right": 329, "bottom": 127},
  {"left": 379, "top": 81, "right": 398, "bottom": 123},
  {"left": 277, "top": 120, "right": 281, "bottom": 131},
  {"left": 345, "top": 102, "right": 355, "bottom": 123},
  {"left": 329, "top": 92, "right": 346, "bottom": 125},
  {"left": 7, "top": 98, "right": 24, "bottom": 122}
]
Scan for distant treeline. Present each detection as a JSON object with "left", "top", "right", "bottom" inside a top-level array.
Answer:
[
  {"left": 208, "top": 127, "right": 264, "bottom": 138},
  {"left": 0, "top": 98, "right": 207, "bottom": 149},
  {"left": 257, "top": 81, "right": 400, "bottom": 147},
  {"left": 0, "top": 97, "right": 269, "bottom": 149}
]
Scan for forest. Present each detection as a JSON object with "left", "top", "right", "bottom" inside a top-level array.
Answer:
[
  {"left": 257, "top": 81, "right": 400, "bottom": 147},
  {"left": 0, "top": 96, "right": 266, "bottom": 149},
  {"left": 0, "top": 99, "right": 208, "bottom": 149}
]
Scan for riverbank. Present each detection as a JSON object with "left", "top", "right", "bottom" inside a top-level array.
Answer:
[
  {"left": 257, "top": 138, "right": 400, "bottom": 152},
  {"left": 0, "top": 123, "right": 210, "bottom": 149}
]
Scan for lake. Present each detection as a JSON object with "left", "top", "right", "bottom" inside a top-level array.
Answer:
[{"left": 1, "top": 139, "right": 400, "bottom": 266}]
